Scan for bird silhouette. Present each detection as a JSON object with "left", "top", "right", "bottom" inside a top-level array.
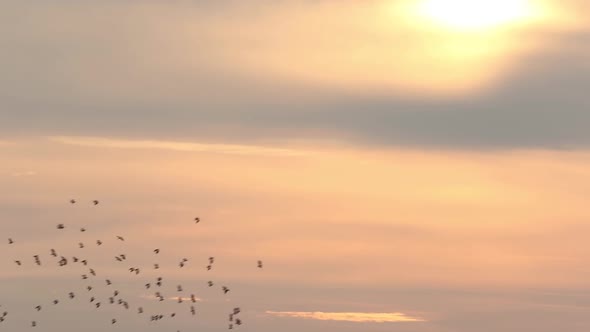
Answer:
[{"left": 3, "top": 198, "right": 261, "bottom": 330}]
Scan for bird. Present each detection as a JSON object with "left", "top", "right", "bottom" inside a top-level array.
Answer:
[{"left": 4, "top": 198, "right": 259, "bottom": 330}]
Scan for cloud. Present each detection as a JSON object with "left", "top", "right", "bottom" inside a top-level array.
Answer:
[
  {"left": 10, "top": 171, "right": 37, "bottom": 177},
  {"left": 1, "top": 1, "right": 589, "bottom": 150},
  {"left": 265, "top": 311, "right": 425, "bottom": 323},
  {"left": 48, "top": 136, "right": 306, "bottom": 157},
  {"left": 139, "top": 294, "right": 203, "bottom": 302}
]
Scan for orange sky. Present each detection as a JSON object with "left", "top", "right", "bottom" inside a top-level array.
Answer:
[{"left": 2, "top": 1, "right": 590, "bottom": 331}]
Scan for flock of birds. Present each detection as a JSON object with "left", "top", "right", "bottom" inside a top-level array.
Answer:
[{"left": 1, "top": 199, "right": 264, "bottom": 330}]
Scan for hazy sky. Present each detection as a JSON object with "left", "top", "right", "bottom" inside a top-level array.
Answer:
[{"left": 2, "top": 1, "right": 590, "bottom": 331}]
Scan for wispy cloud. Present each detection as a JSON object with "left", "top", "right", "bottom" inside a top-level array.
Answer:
[
  {"left": 48, "top": 136, "right": 306, "bottom": 157},
  {"left": 10, "top": 171, "right": 37, "bottom": 177},
  {"left": 265, "top": 311, "right": 425, "bottom": 323},
  {"left": 139, "top": 294, "right": 203, "bottom": 302}
]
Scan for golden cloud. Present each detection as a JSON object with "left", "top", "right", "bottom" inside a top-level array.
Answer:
[
  {"left": 265, "top": 311, "right": 425, "bottom": 323},
  {"left": 48, "top": 136, "right": 306, "bottom": 157}
]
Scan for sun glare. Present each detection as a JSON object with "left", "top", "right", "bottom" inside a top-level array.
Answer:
[{"left": 415, "top": 0, "right": 539, "bottom": 31}]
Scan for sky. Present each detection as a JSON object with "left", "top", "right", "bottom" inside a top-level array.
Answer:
[{"left": 1, "top": 0, "right": 590, "bottom": 331}]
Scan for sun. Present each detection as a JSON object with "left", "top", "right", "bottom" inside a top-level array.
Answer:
[{"left": 414, "top": 0, "right": 539, "bottom": 31}]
